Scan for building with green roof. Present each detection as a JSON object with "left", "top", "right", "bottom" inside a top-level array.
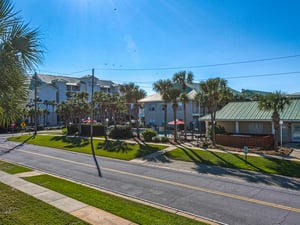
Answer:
[{"left": 200, "top": 100, "right": 300, "bottom": 142}]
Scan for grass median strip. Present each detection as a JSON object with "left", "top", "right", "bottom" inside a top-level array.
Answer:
[
  {"left": 166, "top": 147, "right": 300, "bottom": 177},
  {"left": 0, "top": 160, "right": 32, "bottom": 174},
  {"left": 8, "top": 134, "right": 166, "bottom": 160},
  {"left": 25, "top": 174, "right": 206, "bottom": 225},
  {"left": 0, "top": 182, "right": 89, "bottom": 225}
]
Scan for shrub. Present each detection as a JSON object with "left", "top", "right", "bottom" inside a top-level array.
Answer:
[
  {"left": 142, "top": 129, "right": 157, "bottom": 142},
  {"left": 81, "top": 124, "right": 106, "bottom": 137},
  {"left": 160, "top": 136, "right": 169, "bottom": 143},
  {"left": 62, "top": 128, "right": 67, "bottom": 135},
  {"left": 152, "top": 136, "right": 160, "bottom": 143},
  {"left": 108, "top": 125, "right": 133, "bottom": 139},
  {"left": 67, "top": 124, "right": 79, "bottom": 135}
]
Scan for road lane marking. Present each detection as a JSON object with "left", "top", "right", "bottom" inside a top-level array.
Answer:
[{"left": 10, "top": 149, "right": 300, "bottom": 213}]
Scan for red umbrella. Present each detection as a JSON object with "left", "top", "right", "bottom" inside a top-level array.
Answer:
[
  {"left": 168, "top": 119, "right": 184, "bottom": 125},
  {"left": 83, "top": 118, "right": 96, "bottom": 123}
]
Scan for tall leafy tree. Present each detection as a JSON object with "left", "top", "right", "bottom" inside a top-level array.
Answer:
[
  {"left": 0, "top": 0, "right": 43, "bottom": 126},
  {"left": 258, "top": 91, "right": 290, "bottom": 150},
  {"left": 199, "top": 77, "right": 231, "bottom": 146},
  {"left": 172, "top": 71, "right": 194, "bottom": 140},
  {"left": 153, "top": 79, "right": 173, "bottom": 137}
]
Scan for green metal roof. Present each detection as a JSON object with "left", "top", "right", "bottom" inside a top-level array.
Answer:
[{"left": 200, "top": 99, "right": 300, "bottom": 122}]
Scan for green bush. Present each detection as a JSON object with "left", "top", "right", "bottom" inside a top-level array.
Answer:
[
  {"left": 81, "top": 124, "right": 106, "bottom": 137},
  {"left": 62, "top": 128, "right": 67, "bottom": 135},
  {"left": 67, "top": 124, "right": 79, "bottom": 135},
  {"left": 108, "top": 125, "right": 133, "bottom": 139},
  {"left": 152, "top": 136, "right": 160, "bottom": 143},
  {"left": 142, "top": 129, "right": 157, "bottom": 142},
  {"left": 160, "top": 136, "right": 169, "bottom": 143}
]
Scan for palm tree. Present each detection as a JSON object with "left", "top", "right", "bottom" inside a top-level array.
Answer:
[
  {"left": 168, "top": 87, "right": 181, "bottom": 142},
  {"left": 120, "top": 83, "right": 136, "bottom": 126},
  {"left": 48, "top": 100, "right": 56, "bottom": 125},
  {"left": 120, "top": 83, "right": 146, "bottom": 139},
  {"left": 172, "top": 71, "right": 194, "bottom": 140},
  {"left": 258, "top": 91, "right": 290, "bottom": 150},
  {"left": 0, "top": 0, "right": 43, "bottom": 127},
  {"left": 199, "top": 78, "right": 231, "bottom": 146},
  {"left": 132, "top": 87, "right": 146, "bottom": 139},
  {"left": 153, "top": 79, "right": 173, "bottom": 137}
]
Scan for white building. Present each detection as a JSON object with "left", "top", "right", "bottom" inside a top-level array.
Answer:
[
  {"left": 27, "top": 74, "right": 120, "bottom": 126},
  {"left": 138, "top": 84, "right": 207, "bottom": 133}
]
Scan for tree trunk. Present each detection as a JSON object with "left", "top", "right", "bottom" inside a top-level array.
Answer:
[
  {"left": 211, "top": 112, "right": 216, "bottom": 146},
  {"left": 172, "top": 104, "right": 178, "bottom": 142},
  {"left": 183, "top": 101, "right": 187, "bottom": 141},
  {"left": 164, "top": 103, "right": 167, "bottom": 137}
]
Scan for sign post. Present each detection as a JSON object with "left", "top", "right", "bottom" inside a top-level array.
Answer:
[{"left": 243, "top": 146, "right": 248, "bottom": 164}]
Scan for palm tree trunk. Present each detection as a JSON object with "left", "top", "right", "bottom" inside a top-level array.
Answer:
[
  {"left": 164, "top": 103, "right": 167, "bottom": 137},
  {"left": 183, "top": 101, "right": 187, "bottom": 141}
]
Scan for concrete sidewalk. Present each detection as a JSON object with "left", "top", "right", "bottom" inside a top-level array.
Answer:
[{"left": 0, "top": 170, "right": 137, "bottom": 225}]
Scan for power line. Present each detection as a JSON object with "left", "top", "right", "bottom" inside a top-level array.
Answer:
[
  {"left": 94, "top": 54, "right": 300, "bottom": 71},
  {"left": 223, "top": 71, "right": 300, "bottom": 80}
]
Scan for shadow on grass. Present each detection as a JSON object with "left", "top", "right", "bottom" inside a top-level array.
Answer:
[
  {"left": 229, "top": 152, "right": 268, "bottom": 173},
  {"left": 97, "top": 140, "right": 132, "bottom": 153},
  {"left": 50, "top": 136, "right": 89, "bottom": 148},
  {"left": 175, "top": 144, "right": 212, "bottom": 165}
]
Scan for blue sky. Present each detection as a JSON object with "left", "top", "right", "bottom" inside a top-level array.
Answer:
[{"left": 14, "top": 0, "right": 300, "bottom": 95}]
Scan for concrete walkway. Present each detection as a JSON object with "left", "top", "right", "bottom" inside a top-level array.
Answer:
[{"left": 0, "top": 170, "right": 137, "bottom": 225}]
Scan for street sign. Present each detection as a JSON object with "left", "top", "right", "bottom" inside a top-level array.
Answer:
[
  {"left": 243, "top": 146, "right": 248, "bottom": 154},
  {"left": 21, "top": 122, "right": 26, "bottom": 129}
]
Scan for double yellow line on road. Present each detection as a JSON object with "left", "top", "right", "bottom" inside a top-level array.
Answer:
[{"left": 14, "top": 149, "right": 300, "bottom": 213}]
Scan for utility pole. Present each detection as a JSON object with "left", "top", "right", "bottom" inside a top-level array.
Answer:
[
  {"left": 90, "top": 68, "right": 94, "bottom": 138},
  {"left": 34, "top": 72, "right": 38, "bottom": 136},
  {"left": 90, "top": 68, "right": 102, "bottom": 177}
]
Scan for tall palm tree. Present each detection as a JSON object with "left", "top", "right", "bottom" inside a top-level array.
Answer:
[
  {"left": 0, "top": 0, "right": 43, "bottom": 127},
  {"left": 172, "top": 71, "right": 194, "bottom": 140},
  {"left": 153, "top": 79, "right": 173, "bottom": 137},
  {"left": 168, "top": 87, "right": 181, "bottom": 142},
  {"left": 132, "top": 87, "right": 146, "bottom": 139},
  {"left": 199, "top": 77, "right": 231, "bottom": 146},
  {"left": 120, "top": 83, "right": 146, "bottom": 139},
  {"left": 48, "top": 100, "right": 56, "bottom": 125},
  {"left": 120, "top": 83, "right": 136, "bottom": 126},
  {"left": 258, "top": 91, "right": 290, "bottom": 150}
]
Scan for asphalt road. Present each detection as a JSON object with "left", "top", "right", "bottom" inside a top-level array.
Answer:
[{"left": 1, "top": 134, "right": 300, "bottom": 225}]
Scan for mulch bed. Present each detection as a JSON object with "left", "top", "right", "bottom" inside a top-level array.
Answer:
[{"left": 214, "top": 145, "right": 293, "bottom": 157}]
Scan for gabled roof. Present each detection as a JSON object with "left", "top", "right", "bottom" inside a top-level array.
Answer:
[
  {"left": 139, "top": 93, "right": 162, "bottom": 103},
  {"left": 200, "top": 99, "right": 300, "bottom": 121},
  {"left": 38, "top": 74, "right": 80, "bottom": 85}
]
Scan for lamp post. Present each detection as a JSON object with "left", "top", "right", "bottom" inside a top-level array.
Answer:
[
  {"left": 280, "top": 120, "right": 283, "bottom": 149},
  {"left": 34, "top": 72, "right": 38, "bottom": 135}
]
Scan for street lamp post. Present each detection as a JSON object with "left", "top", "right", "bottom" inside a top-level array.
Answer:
[
  {"left": 34, "top": 72, "right": 38, "bottom": 135},
  {"left": 280, "top": 120, "right": 283, "bottom": 149}
]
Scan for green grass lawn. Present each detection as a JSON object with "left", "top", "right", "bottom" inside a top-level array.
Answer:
[
  {"left": 25, "top": 174, "right": 206, "bottom": 225},
  {"left": 0, "top": 160, "right": 32, "bottom": 174},
  {"left": 166, "top": 147, "right": 300, "bottom": 177},
  {"left": 0, "top": 161, "right": 207, "bottom": 225},
  {"left": 8, "top": 134, "right": 166, "bottom": 160},
  {"left": 0, "top": 182, "right": 89, "bottom": 225}
]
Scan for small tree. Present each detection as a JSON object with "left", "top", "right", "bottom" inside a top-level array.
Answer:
[
  {"left": 258, "top": 91, "right": 290, "bottom": 150},
  {"left": 199, "top": 78, "right": 232, "bottom": 146}
]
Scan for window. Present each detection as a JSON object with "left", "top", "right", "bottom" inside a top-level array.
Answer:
[
  {"left": 148, "top": 104, "right": 156, "bottom": 111},
  {"left": 72, "top": 85, "right": 80, "bottom": 91}
]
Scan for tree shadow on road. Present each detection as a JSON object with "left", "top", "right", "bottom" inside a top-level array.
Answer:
[{"left": 0, "top": 135, "right": 33, "bottom": 156}]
